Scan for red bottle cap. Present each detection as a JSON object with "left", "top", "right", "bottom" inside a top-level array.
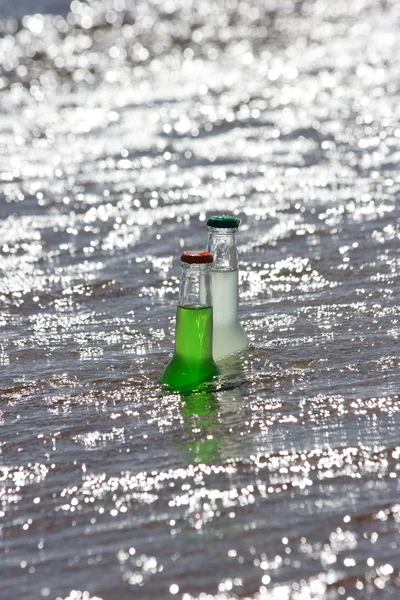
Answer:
[{"left": 181, "top": 250, "right": 213, "bottom": 264}]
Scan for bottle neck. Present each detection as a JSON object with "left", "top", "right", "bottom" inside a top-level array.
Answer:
[
  {"left": 176, "top": 263, "right": 213, "bottom": 359},
  {"left": 206, "top": 227, "right": 238, "bottom": 271},
  {"left": 179, "top": 262, "right": 212, "bottom": 307}
]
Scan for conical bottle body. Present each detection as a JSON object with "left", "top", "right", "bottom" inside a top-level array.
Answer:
[
  {"left": 210, "top": 269, "right": 249, "bottom": 360},
  {"left": 160, "top": 305, "right": 219, "bottom": 390}
]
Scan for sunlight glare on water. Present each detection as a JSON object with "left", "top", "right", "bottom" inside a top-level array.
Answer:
[{"left": 0, "top": 0, "right": 400, "bottom": 598}]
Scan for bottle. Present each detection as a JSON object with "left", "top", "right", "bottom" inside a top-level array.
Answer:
[
  {"left": 206, "top": 215, "right": 249, "bottom": 360},
  {"left": 160, "top": 251, "right": 219, "bottom": 391}
]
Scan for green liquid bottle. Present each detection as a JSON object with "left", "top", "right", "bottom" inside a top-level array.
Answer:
[{"left": 160, "top": 251, "right": 219, "bottom": 392}]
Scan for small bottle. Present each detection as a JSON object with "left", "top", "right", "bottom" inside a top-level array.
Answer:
[
  {"left": 160, "top": 251, "right": 219, "bottom": 391},
  {"left": 207, "top": 215, "right": 249, "bottom": 360}
]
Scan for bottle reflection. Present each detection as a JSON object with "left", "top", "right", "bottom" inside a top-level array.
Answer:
[
  {"left": 178, "top": 350, "right": 251, "bottom": 464},
  {"left": 179, "top": 390, "right": 221, "bottom": 464}
]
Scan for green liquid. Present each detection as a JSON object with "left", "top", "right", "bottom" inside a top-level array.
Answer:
[{"left": 160, "top": 306, "right": 219, "bottom": 391}]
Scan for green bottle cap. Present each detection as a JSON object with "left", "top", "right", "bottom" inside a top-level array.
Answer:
[{"left": 207, "top": 215, "right": 240, "bottom": 229}]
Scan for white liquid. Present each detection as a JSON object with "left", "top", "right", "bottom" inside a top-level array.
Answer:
[{"left": 211, "top": 270, "right": 249, "bottom": 360}]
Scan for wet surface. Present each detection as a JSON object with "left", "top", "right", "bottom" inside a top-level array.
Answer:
[{"left": 1, "top": 0, "right": 400, "bottom": 598}]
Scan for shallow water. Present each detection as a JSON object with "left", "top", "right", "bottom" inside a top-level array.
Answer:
[{"left": 1, "top": 0, "right": 400, "bottom": 599}]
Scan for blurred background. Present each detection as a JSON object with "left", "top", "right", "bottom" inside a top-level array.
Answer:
[{"left": 1, "top": 1, "right": 400, "bottom": 599}]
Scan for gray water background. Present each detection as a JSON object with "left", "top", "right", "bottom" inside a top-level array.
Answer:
[{"left": 0, "top": 0, "right": 400, "bottom": 599}]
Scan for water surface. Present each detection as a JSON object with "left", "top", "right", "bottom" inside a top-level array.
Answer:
[{"left": 1, "top": 0, "right": 400, "bottom": 599}]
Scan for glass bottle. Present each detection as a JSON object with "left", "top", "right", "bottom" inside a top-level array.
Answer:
[
  {"left": 206, "top": 215, "right": 249, "bottom": 360},
  {"left": 160, "top": 251, "right": 219, "bottom": 391}
]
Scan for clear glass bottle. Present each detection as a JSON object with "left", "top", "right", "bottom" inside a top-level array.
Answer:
[
  {"left": 206, "top": 215, "right": 249, "bottom": 360},
  {"left": 160, "top": 251, "right": 219, "bottom": 391}
]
